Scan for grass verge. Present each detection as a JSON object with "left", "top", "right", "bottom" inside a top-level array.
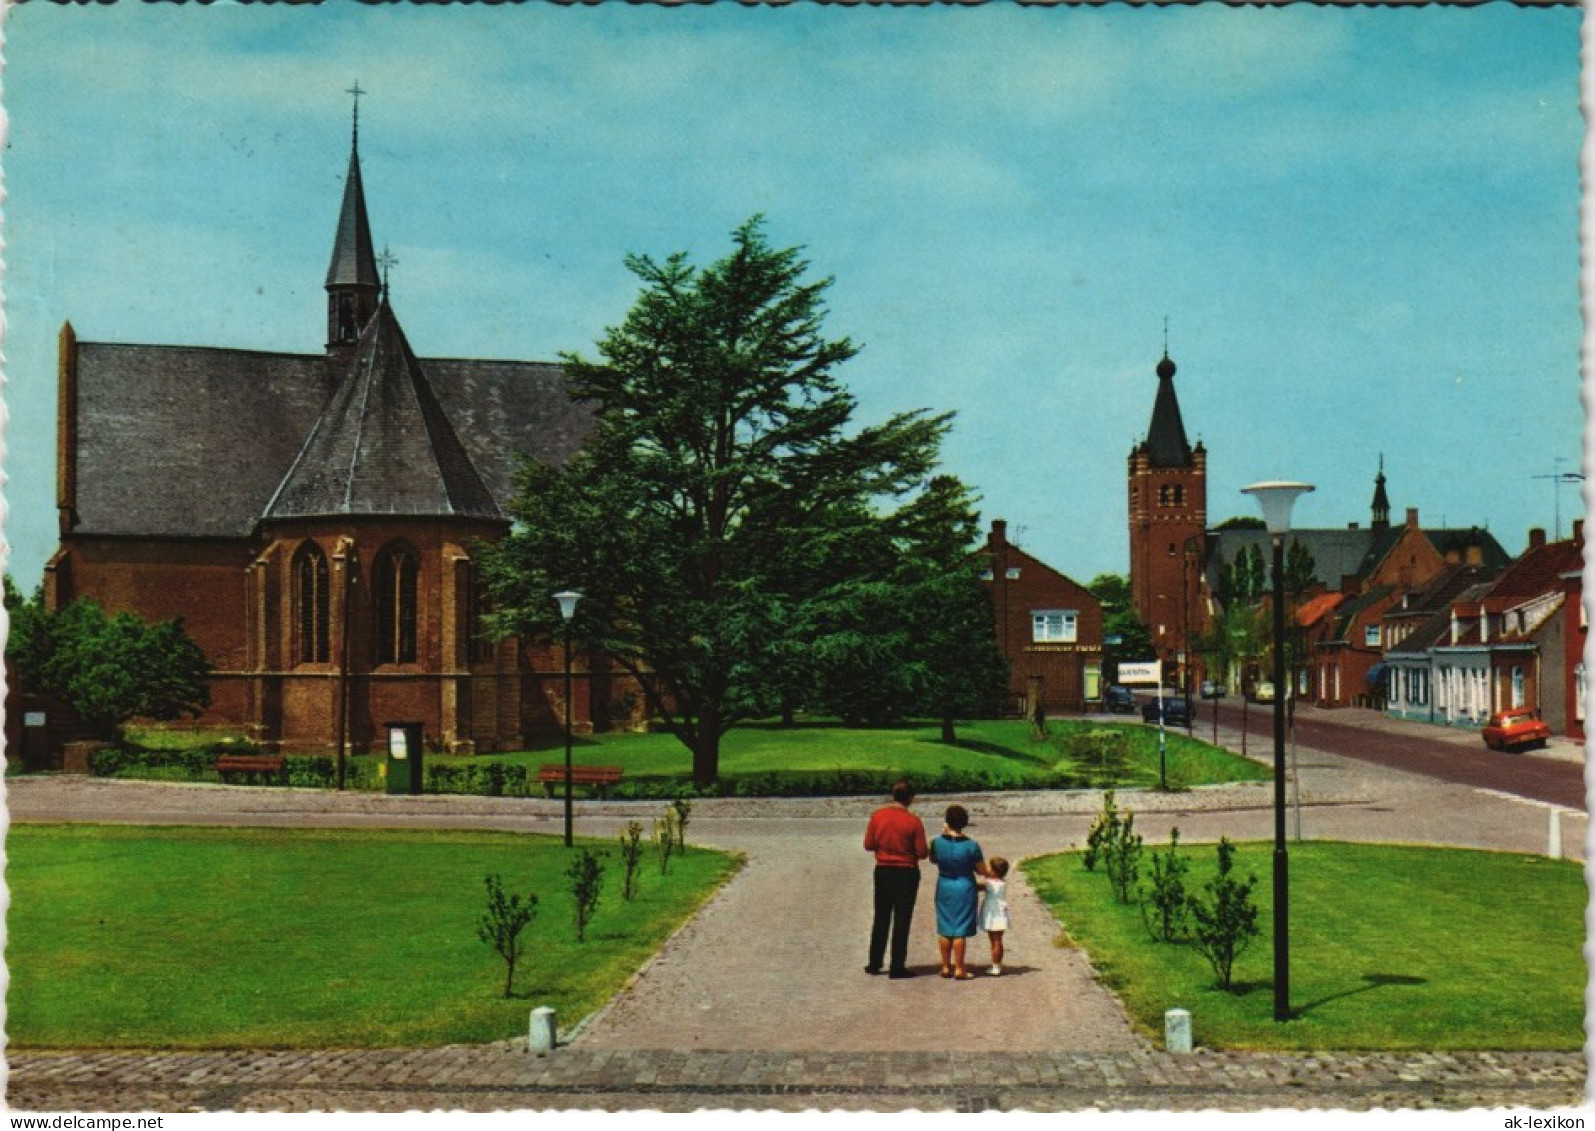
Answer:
[
  {"left": 8, "top": 823, "right": 740, "bottom": 1049},
  {"left": 1025, "top": 840, "right": 1584, "bottom": 1051}
]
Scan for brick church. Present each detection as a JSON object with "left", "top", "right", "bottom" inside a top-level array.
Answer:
[
  {"left": 44, "top": 113, "right": 606, "bottom": 755},
  {"left": 1126, "top": 350, "right": 1209, "bottom": 691}
]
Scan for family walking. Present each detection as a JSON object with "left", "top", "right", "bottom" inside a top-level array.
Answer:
[{"left": 863, "top": 780, "right": 1010, "bottom": 980}]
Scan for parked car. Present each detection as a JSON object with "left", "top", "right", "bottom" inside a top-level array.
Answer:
[
  {"left": 1251, "top": 681, "right": 1276, "bottom": 704},
  {"left": 1482, "top": 708, "right": 1552, "bottom": 752},
  {"left": 1141, "top": 695, "right": 1191, "bottom": 727},
  {"left": 1103, "top": 685, "right": 1137, "bottom": 714},
  {"left": 1199, "top": 679, "right": 1226, "bottom": 700}
]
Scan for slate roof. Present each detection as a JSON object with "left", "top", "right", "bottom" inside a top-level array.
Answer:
[
  {"left": 1384, "top": 563, "right": 1502, "bottom": 620},
  {"left": 265, "top": 301, "right": 501, "bottom": 521},
  {"left": 327, "top": 144, "right": 379, "bottom": 290},
  {"left": 1139, "top": 355, "right": 1193, "bottom": 468},
  {"left": 1386, "top": 581, "right": 1496, "bottom": 657},
  {"left": 1207, "top": 526, "right": 1510, "bottom": 594},
  {"left": 68, "top": 335, "right": 591, "bottom": 538}
]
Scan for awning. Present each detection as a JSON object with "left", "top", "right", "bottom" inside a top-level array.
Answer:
[{"left": 1365, "top": 663, "right": 1389, "bottom": 684}]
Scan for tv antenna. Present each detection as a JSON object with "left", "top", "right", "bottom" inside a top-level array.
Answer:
[{"left": 1531, "top": 456, "right": 1584, "bottom": 541}]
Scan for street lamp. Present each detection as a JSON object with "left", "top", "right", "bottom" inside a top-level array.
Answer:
[
  {"left": 1241, "top": 480, "right": 1313, "bottom": 1023},
  {"left": 554, "top": 589, "right": 582, "bottom": 848}
]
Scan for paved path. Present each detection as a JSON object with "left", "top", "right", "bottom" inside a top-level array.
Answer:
[
  {"left": 8, "top": 1046, "right": 1583, "bottom": 1112},
  {"left": 6, "top": 707, "right": 1588, "bottom": 1112}
]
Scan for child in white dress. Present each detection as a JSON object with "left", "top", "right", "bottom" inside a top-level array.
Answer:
[{"left": 978, "top": 856, "right": 1011, "bottom": 975}]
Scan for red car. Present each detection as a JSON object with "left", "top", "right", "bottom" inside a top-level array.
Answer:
[{"left": 1482, "top": 708, "right": 1552, "bottom": 752}]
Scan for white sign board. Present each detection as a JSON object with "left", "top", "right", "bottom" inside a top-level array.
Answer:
[{"left": 1117, "top": 662, "right": 1162, "bottom": 686}]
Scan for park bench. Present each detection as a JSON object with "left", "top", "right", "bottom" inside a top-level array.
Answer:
[
  {"left": 216, "top": 753, "right": 287, "bottom": 785},
  {"left": 537, "top": 764, "right": 624, "bottom": 799}
]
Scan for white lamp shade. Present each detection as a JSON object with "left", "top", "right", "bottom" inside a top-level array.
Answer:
[
  {"left": 554, "top": 590, "right": 582, "bottom": 621},
  {"left": 1241, "top": 481, "right": 1314, "bottom": 535}
]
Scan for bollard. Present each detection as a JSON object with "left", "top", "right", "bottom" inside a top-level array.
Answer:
[
  {"left": 528, "top": 1006, "right": 557, "bottom": 1056},
  {"left": 1164, "top": 1008, "right": 1192, "bottom": 1054},
  {"left": 1548, "top": 808, "right": 1563, "bottom": 860}
]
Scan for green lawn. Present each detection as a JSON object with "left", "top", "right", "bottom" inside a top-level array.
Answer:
[
  {"left": 362, "top": 717, "right": 1267, "bottom": 796},
  {"left": 7, "top": 823, "right": 740, "bottom": 1049},
  {"left": 1026, "top": 841, "right": 1585, "bottom": 1051}
]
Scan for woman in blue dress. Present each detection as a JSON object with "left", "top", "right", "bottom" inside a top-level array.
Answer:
[{"left": 929, "top": 804, "right": 986, "bottom": 980}]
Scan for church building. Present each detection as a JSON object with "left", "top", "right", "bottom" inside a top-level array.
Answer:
[
  {"left": 1126, "top": 350, "right": 1209, "bottom": 691},
  {"left": 45, "top": 109, "right": 604, "bottom": 755}
]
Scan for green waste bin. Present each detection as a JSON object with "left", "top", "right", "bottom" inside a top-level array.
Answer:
[{"left": 384, "top": 721, "right": 424, "bottom": 795}]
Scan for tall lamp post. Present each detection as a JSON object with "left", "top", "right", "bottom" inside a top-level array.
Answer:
[
  {"left": 554, "top": 589, "right": 582, "bottom": 848},
  {"left": 1241, "top": 480, "right": 1313, "bottom": 1023}
]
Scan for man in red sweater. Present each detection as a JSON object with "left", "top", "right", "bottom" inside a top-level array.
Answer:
[{"left": 863, "top": 779, "right": 929, "bottom": 978}]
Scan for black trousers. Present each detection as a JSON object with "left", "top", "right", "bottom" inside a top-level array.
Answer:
[{"left": 869, "top": 865, "right": 921, "bottom": 972}]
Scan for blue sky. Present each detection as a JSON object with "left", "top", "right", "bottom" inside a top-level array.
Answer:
[{"left": 1, "top": 2, "right": 1583, "bottom": 592}]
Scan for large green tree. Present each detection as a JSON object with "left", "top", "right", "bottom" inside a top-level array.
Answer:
[
  {"left": 480, "top": 219, "right": 969, "bottom": 786},
  {"left": 804, "top": 475, "right": 1006, "bottom": 740},
  {"left": 4, "top": 580, "right": 212, "bottom": 739}
]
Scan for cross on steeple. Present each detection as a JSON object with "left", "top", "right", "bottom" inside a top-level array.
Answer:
[
  {"left": 346, "top": 80, "right": 365, "bottom": 146},
  {"left": 376, "top": 245, "right": 398, "bottom": 298}
]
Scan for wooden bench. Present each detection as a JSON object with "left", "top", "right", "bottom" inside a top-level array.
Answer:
[
  {"left": 216, "top": 753, "right": 287, "bottom": 785},
  {"left": 537, "top": 764, "right": 624, "bottom": 799}
]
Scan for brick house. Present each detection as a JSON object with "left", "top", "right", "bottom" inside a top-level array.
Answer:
[
  {"left": 980, "top": 520, "right": 1104, "bottom": 715},
  {"left": 43, "top": 120, "right": 611, "bottom": 756},
  {"left": 1380, "top": 565, "right": 1502, "bottom": 723}
]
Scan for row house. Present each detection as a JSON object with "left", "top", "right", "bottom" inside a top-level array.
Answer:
[
  {"left": 1228, "top": 495, "right": 1511, "bottom": 710},
  {"left": 981, "top": 520, "right": 1105, "bottom": 716},
  {"left": 1384, "top": 524, "right": 1584, "bottom": 736}
]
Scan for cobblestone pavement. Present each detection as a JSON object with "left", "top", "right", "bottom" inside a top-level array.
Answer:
[
  {"left": 6, "top": 707, "right": 1588, "bottom": 1113},
  {"left": 7, "top": 1046, "right": 1586, "bottom": 1112}
]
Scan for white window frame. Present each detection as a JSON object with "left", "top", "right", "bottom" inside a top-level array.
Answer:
[{"left": 1032, "top": 609, "right": 1078, "bottom": 643}]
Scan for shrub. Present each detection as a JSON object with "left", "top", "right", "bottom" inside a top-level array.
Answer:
[
  {"left": 566, "top": 848, "right": 605, "bottom": 943},
  {"left": 1188, "top": 837, "right": 1261, "bottom": 991},
  {"left": 654, "top": 813, "right": 677, "bottom": 875},
  {"left": 1081, "top": 790, "right": 1141, "bottom": 902},
  {"left": 670, "top": 797, "right": 693, "bottom": 850},
  {"left": 1103, "top": 808, "right": 1143, "bottom": 904},
  {"left": 1082, "top": 790, "right": 1119, "bottom": 872},
  {"left": 476, "top": 873, "right": 538, "bottom": 998},
  {"left": 1139, "top": 827, "right": 1191, "bottom": 942},
  {"left": 618, "top": 821, "right": 646, "bottom": 901}
]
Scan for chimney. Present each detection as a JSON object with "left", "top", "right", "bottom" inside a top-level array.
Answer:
[
  {"left": 1347, "top": 522, "right": 1360, "bottom": 531},
  {"left": 1406, "top": 508, "right": 1419, "bottom": 529},
  {"left": 989, "top": 519, "right": 1008, "bottom": 548},
  {"left": 1575, "top": 519, "right": 1584, "bottom": 546},
  {"left": 1528, "top": 528, "right": 1546, "bottom": 551}
]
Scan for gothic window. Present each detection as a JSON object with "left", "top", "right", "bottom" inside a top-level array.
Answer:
[
  {"left": 1158, "top": 485, "right": 1171, "bottom": 506},
  {"left": 1173, "top": 485, "right": 1185, "bottom": 506},
  {"left": 294, "top": 542, "right": 330, "bottom": 664},
  {"left": 375, "top": 544, "right": 419, "bottom": 664}
]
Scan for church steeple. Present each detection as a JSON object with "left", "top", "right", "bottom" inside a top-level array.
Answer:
[
  {"left": 1371, "top": 454, "right": 1391, "bottom": 529},
  {"left": 326, "top": 82, "right": 381, "bottom": 353},
  {"left": 1142, "top": 349, "right": 1193, "bottom": 468}
]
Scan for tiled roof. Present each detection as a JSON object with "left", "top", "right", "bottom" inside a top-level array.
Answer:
[
  {"left": 1295, "top": 591, "right": 1343, "bottom": 628},
  {"left": 264, "top": 301, "right": 501, "bottom": 521},
  {"left": 1480, "top": 537, "right": 1583, "bottom": 613}
]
